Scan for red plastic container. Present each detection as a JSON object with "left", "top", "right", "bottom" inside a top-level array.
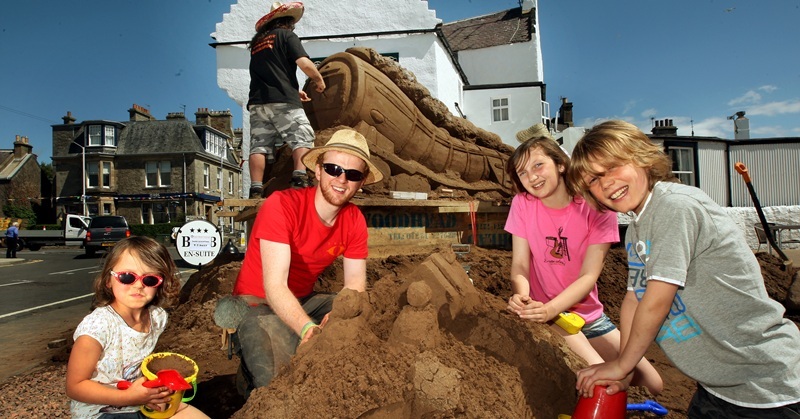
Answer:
[{"left": 572, "top": 385, "right": 627, "bottom": 419}]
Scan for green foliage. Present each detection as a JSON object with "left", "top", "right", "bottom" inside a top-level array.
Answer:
[
  {"left": 40, "top": 163, "right": 55, "bottom": 182},
  {"left": 131, "top": 222, "right": 183, "bottom": 238},
  {"left": 3, "top": 204, "right": 36, "bottom": 228}
]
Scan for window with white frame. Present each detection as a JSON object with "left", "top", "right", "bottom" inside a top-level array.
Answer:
[
  {"left": 228, "top": 173, "right": 233, "bottom": 194},
  {"left": 88, "top": 125, "right": 102, "bottom": 146},
  {"left": 667, "top": 146, "right": 696, "bottom": 186},
  {"left": 203, "top": 164, "right": 210, "bottom": 188},
  {"left": 145, "top": 161, "right": 171, "bottom": 187},
  {"left": 217, "top": 168, "right": 223, "bottom": 191},
  {"left": 104, "top": 126, "right": 115, "bottom": 146},
  {"left": 205, "top": 131, "right": 227, "bottom": 159},
  {"left": 87, "top": 162, "right": 99, "bottom": 188},
  {"left": 102, "top": 162, "right": 111, "bottom": 188},
  {"left": 160, "top": 161, "right": 171, "bottom": 186},
  {"left": 492, "top": 98, "right": 509, "bottom": 122}
]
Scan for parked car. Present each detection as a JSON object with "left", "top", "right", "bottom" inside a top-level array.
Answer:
[
  {"left": 16, "top": 214, "right": 91, "bottom": 251},
  {"left": 83, "top": 216, "right": 130, "bottom": 256}
]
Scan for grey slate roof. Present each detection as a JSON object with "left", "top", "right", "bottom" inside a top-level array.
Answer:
[
  {"left": 117, "top": 120, "right": 205, "bottom": 155},
  {"left": 441, "top": 7, "right": 532, "bottom": 52},
  {"left": 115, "top": 119, "right": 235, "bottom": 165},
  {"left": 0, "top": 151, "right": 33, "bottom": 180}
]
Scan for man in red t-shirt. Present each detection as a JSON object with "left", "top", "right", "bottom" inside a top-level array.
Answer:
[{"left": 232, "top": 128, "right": 383, "bottom": 397}]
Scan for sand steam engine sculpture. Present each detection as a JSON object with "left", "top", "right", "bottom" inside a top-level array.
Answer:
[{"left": 302, "top": 47, "right": 513, "bottom": 197}]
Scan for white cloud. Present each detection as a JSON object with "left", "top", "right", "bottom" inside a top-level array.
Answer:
[
  {"left": 640, "top": 108, "right": 658, "bottom": 119},
  {"left": 746, "top": 99, "right": 800, "bottom": 117},
  {"left": 622, "top": 100, "right": 638, "bottom": 115},
  {"left": 728, "top": 90, "right": 762, "bottom": 106},
  {"left": 758, "top": 85, "right": 778, "bottom": 93},
  {"left": 687, "top": 117, "right": 731, "bottom": 138}
]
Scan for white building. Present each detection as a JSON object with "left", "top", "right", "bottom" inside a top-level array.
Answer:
[{"left": 212, "top": 0, "right": 547, "bottom": 175}]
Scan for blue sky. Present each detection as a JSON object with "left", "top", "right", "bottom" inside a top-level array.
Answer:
[{"left": 2, "top": 0, "right": 799, "bottom": 164}]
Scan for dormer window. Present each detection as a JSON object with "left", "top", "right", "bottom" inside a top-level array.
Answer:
[
  {"left": 105, "top": 126, "right": 115, "bottom": 146},
  {"left": 89, "top": 125, "right": 102, "bottom": 146},
  {"left": 87, "top": 124, "right": 117, "bottom": 147},
  {"left": 205, "top": 131, "right": 226, "bottom": 159}
]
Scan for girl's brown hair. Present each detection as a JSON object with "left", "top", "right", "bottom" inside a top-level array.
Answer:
[
  {"left": 505, "top": 136, "right": 574, "bottom": 196},
  {"left": 567, "top": 120, "right": 676, "bottom": 209},
  {"left": 92, "top": 236, "right": 181, "bottom": 309}
]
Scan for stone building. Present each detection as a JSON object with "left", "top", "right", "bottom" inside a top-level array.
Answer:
[
  {"left": 0, "top": 135, "right": 42, "bottom": 218},
  {"left": 51, "top": 105, "right": 242, "bottom": 231}
]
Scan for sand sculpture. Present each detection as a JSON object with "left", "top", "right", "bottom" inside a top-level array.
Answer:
[
  {"left": 229, "top": 249, "right": 584, "bottom": 418},
  {"left": 302, "top": 47, "right": 514, "bottom": 196}
]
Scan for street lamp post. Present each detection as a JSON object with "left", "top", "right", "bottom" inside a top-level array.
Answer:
[{"left": 71, "top": 140, "right": 87, "bottom": 216}]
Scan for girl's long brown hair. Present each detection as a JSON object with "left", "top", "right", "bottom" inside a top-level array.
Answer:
[
  {"left": 92, "top": 236, "right": 181, "bottom": 309},
  {"left": 505, "top": 136, "right": 574, "bottom": 197}
]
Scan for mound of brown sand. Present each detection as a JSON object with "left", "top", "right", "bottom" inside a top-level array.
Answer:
[{"left": 1, "top": 247, "right": 798, "bottom": 418}]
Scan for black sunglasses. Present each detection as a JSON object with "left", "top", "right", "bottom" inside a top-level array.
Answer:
[
  {"left": 322, "top": 163, "right": 365, "bottom": 182},
  {"left": 111, "top": 270, "right": 164, "bottom": 288}
]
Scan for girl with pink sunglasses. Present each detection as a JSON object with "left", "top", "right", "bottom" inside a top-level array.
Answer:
[{"left": 66, "top": 236, "right": 208, "bottom": 418}]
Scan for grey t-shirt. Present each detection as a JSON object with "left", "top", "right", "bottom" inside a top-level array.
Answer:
[{"left": 627, "top": 181, "right": 800, "bottom": 408}]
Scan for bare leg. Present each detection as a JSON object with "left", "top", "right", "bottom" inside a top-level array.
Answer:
[
  {"left": 586, "top": 328, "right": 664, "bottom": 396},
  {"left": 292, "top": 147, "right": 310, "bottom": 172},
  {"left": 249, "top": 153, "right": 266, "bottom": 184}
]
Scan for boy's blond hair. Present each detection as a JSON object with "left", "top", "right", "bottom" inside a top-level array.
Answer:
[{"left": 567, "top": 120, "right": 675, "bottom": 210}]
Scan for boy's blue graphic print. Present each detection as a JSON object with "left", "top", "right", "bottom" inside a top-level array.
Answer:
[{"left": 627, "top": 241, "right": 702, "bottom": 344}]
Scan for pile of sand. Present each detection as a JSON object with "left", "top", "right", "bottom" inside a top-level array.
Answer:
[{"left": 0, "top": 247, "right": 797, "bottom": 417}]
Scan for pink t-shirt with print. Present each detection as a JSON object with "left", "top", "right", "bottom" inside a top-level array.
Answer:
[{"left": 504, "top": 193, "right": 618, "bottom": 323}]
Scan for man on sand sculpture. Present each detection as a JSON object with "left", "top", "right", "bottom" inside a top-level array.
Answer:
[
  {"left": 230, "top": 128, "right": 382, "bottom": 397},
  {"left": 247, "top": 1, "right": 326, "bottom": 198}
]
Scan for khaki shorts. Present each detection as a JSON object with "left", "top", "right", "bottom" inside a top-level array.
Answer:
[{"left": 249, "top": 103, "right": 314, "bottom": 163}]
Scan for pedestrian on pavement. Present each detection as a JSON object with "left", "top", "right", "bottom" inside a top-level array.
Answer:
[
  {"left": 5, "top": 221, "right": 19, "bottom": 259},
  {"left": 229, "top": 128, "right": 382, "bottom": 398},
  {"left": 247, "top": 1, "right": 326, "bottom": 198}
]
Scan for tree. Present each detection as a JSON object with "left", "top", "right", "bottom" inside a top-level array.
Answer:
[
  {"left": 3, "top": 204, "right": 36, "bottom": 228},
  {"left": 40, "top": 162, "right": 55, "bottom": 183}
]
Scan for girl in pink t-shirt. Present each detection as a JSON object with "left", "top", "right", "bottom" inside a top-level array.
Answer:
[{"left": 504, "top": 127, "right": 662, "bottom": 395}]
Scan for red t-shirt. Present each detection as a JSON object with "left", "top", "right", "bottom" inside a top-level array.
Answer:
[{"left": 233, "top": 187, "right": 368, "bottom": 299}]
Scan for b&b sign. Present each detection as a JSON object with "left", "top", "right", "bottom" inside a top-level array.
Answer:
[{"left": 175, "top": 220, "right": 222, "bottom": 266}]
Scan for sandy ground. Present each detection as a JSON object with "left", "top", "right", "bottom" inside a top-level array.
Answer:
[{"left": 1, "top": 246, "right": 798, "bottom": 418}]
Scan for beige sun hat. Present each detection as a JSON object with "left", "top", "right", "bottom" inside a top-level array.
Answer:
[
  {"left": 302, "top": 129, "right": 384, "bottom": 185},
  {"left": 255, "top": 2, "right": 304, "bottom": 32},
  {"left": 515, "top": 123, "right": 553, "bottom": 143}
]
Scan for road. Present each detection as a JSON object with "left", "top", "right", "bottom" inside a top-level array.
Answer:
[{"left": 0, "top": 246, "right": 196, "bottom": 383}]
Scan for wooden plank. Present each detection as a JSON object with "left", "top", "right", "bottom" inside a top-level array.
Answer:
[
  {"left": 215, "top": 211, "right": 241, "bottom": 217},
  {"left": 218, "top": 198, "right": 264, "bottom": 207},
  {"left": 234, "top": 206, "right": 261, "bottom": 223},
  {"left": 351, "top": 197, "right": 507, "bottom": 211},
  {"left": 437, "top": 202, "right": 510, "bottom": 214}
]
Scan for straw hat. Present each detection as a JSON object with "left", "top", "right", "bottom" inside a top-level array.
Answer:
[
  {"left": 255, "top": 2, "right": 304, "bottom": 32},
  {"left": 515, "top": 123, "right": 553, "bottom": 143},
  {"left": 302, "top": 129, "right": 384, "bottom": 185}
]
